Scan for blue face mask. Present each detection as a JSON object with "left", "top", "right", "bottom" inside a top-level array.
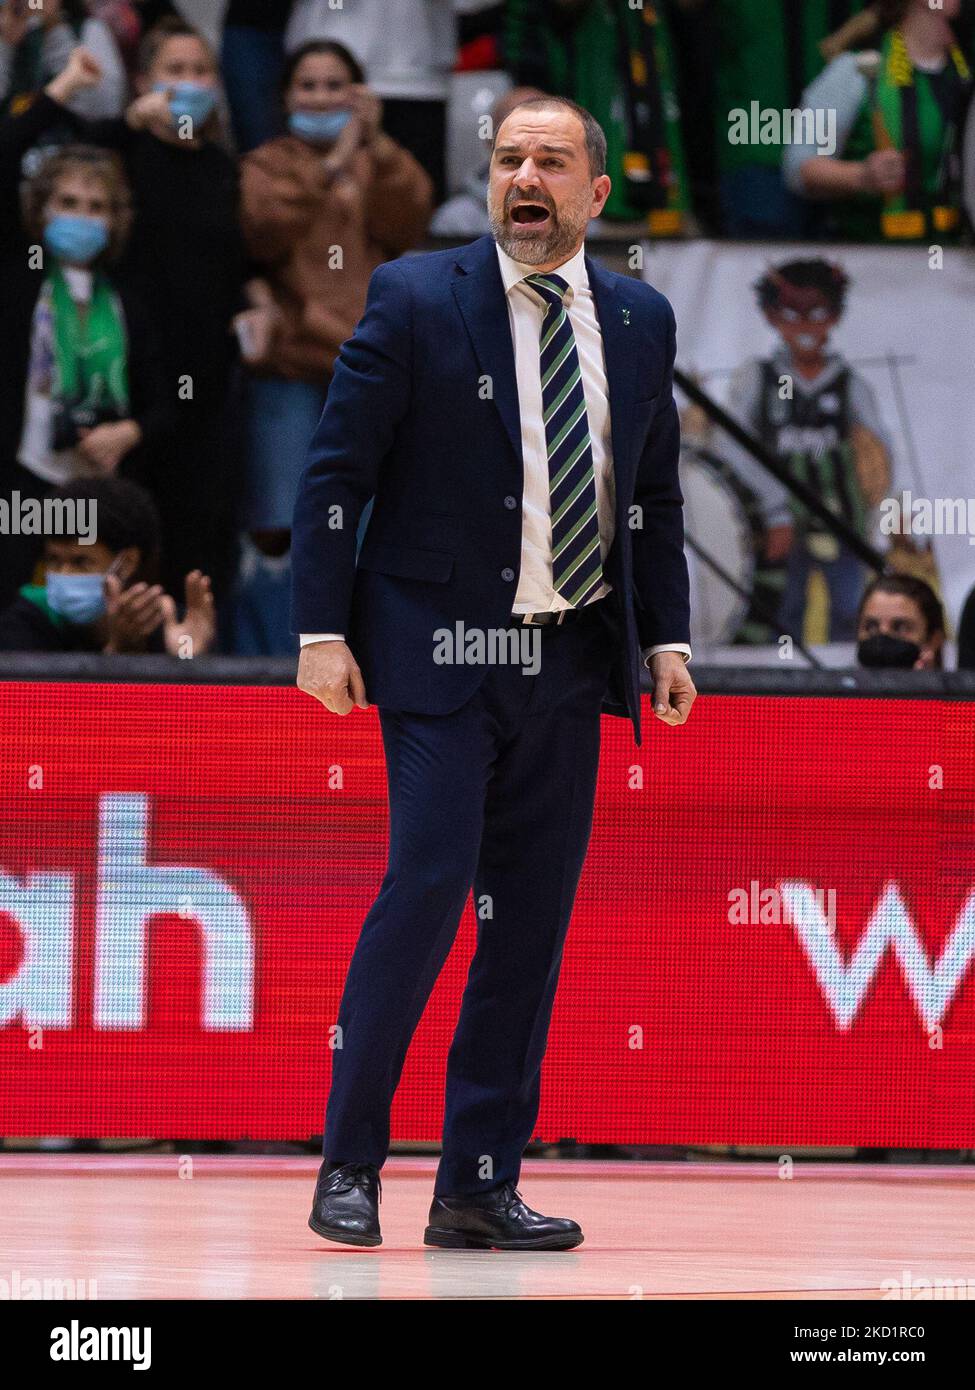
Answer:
[
  {"left": 155, "top": 81, "right": 218, "bottom": 129},
  {"left": 288, "top": 108, "right": 351, "bottom": 145},
  {"left": 46, "top": 571, "right": 108, "bottom": 625},
  {"left": 43, "top": 215, "right": 110, "bottom": 265}
]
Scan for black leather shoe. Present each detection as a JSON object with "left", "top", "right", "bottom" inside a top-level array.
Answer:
[
  {"left": 424, "top": 1182, "right": 583, "bottom": 1250},
  {"left": 308, "top": 1160, "right": 382, "bottom": 1247}
]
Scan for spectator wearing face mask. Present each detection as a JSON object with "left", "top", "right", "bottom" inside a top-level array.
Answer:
[
  {"left": 231, "top": 38, "right": 432, "bottom": 654},
  {"left": 856, "top": 574, "right": 945, "bottom": 669},
  {"left": 37, "top": 20, "right": 248, "bottom": 604},
  {"left": 0, "top": 0, "right": 127, "bottom": 121},
  {"left": 285, "top": 0, "right": 464, "bottom": 203},
  {"left": 0, "top": 59, "right": 171, "bottom": 608},
  {"left": 0, "top": 475, "right": 215, "bottom": 654}
]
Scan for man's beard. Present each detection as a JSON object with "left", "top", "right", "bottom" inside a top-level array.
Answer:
[{"left": 488, "top": 188, "right": 591, "bottom": 265}]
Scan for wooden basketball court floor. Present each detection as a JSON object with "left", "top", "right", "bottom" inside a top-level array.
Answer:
[{"left": 1, "top": 1155, "right": 972, "bottom": 1300}]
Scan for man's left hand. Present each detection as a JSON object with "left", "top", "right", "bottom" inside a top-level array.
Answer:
[{"left": 649, "top": 651, "right": 697, "bottom": 726}]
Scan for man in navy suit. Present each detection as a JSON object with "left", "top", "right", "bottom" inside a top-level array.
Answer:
[{"left": 292, "top": 96, "right": 696, "bottom": 1249}]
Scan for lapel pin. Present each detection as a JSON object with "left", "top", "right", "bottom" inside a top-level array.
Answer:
[{"left": 622, "top": 307, "right": 631, "bottom": 325}]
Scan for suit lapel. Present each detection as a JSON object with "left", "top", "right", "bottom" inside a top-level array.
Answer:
[
  {"left": 450, "top": 240, "right": 640, "bottom": 503},
  {"left": 586, "top": 252, "right": 639, "bottom": 493},
  {"left": 451, "top": 237, "right": 524, "bottom": 466}
]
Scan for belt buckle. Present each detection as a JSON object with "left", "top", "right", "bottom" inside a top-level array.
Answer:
[
  {"left": 519, "top": 609, "right": 569, "bottom": 626},
  {"left": 520, "top": 610, "right": 566, "bottom": 626}
]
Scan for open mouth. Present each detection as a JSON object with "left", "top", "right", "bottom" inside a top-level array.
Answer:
[{"left": 509, "top": 202, "right": 552, "bottom": 226}]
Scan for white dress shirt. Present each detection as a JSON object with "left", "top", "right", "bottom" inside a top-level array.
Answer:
[{"left": 301, "top": 240, "right": 691, "bottom": 667}]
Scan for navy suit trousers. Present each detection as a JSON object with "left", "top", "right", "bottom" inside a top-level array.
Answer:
[{"left": 323, "top": 599, "right": 618, "bottom": 1195}]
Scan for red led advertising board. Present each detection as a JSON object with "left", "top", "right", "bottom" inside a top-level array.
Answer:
[{"left": 0, "top": 682, "right": 973, "bottom": 1146}]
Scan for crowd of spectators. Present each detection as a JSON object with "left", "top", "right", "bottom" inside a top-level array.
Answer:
[{"left": 0, "top": 0, "right": 972, "bottom": 665}]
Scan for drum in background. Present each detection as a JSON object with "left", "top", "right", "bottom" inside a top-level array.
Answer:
[{"left": 680, "top": 444, "right": 763, "bottom": 644}]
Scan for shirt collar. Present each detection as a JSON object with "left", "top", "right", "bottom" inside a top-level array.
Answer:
[{"left": 495, "top": 239, "right": 588, "bottom": 303}]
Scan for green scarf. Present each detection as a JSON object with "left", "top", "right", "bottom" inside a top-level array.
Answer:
[
  {"left": 19, "top": 583, "right": 67, "bottom": 630},
  {"left": 504, "top": 0, "right": 689, "bottom": 224},
  {"left": 48, "top": 264, "right": 130, "bottom": 416},
  {"left": 839, "top": 29, "right": 971, "bottom": 240}
]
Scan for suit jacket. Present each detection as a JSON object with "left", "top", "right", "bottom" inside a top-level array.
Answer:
[{"left": 290, "top": 233, "right": 690, "bottom": 747}]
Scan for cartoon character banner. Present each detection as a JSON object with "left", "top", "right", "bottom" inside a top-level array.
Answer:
[{"left": 641, "top": 241, "right": 975, "bottom": 647}]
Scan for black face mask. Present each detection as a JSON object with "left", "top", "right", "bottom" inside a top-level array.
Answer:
[{"left": 857, "top": 633, "right": 922, "bottom": 669}]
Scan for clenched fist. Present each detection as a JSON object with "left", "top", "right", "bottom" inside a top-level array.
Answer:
[{"left": 297, "top": 640, "right": 370, "bottom": 714}]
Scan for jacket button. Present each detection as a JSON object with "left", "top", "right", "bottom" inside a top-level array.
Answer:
[
  {"left": 501, "top": 567, "right": 515, "bottom": 582},
  {"left": 503, "top": 495, "right": 518, "bottom": 509}
]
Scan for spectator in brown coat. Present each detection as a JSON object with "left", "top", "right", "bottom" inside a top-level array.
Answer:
[{"left": 231, "top": 38, "right": 432, "bottom": 653}]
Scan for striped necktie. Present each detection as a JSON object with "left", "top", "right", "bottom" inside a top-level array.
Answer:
[{"left": 525, "top": 272, "right": 604, "bottom": 608}]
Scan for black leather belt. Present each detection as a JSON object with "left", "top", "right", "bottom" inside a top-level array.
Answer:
[{"left": 514, "top": 599, "right": 606, "bottom": 627}]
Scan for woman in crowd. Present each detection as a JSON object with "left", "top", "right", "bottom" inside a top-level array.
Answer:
[
  {"left": 233, "top": 38, "right": 432, "bottom": 653},
  {"left": 285, "top": 0, "right": 457, "bottom": 202},
  {"left": 39, "top": 19, "right": 248, "bottom": 604},
  {"left": 784, "top": 0, "right": 972, "bottom": 242},
  {"left": 0, "top": 476, "right": 215, "bottom": 655},
  {"left": 0, "top": 56, "right": 171, "bottom": 607},
  {"left": 0, "top": 0, "right": 127, "bottom": 120},
  {"left": 856, "top": 574, "right": 945, "bottom": 669}
]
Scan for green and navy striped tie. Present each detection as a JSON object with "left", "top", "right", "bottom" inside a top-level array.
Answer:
[{"left": 525, "top": 272, "right": 604, "bottom": 607}]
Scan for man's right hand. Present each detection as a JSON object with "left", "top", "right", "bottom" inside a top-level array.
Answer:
[{"left": 297, "top": 641, "right": 369, "bottom": 714}]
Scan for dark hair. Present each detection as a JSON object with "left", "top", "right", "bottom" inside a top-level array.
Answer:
[
  {"left": 858, "top": 574, "right": 946, "bottom": 641},
  {"left": 137, "top": 15, "right": 219, "bottom": 77},
  {"left": 495, "top": 95, "right": 607, "bottom": 180},
  {"left": 753, "top": 258, "right": 850, "bottom": 314},
  {"left": 24, "top": 144, "right": 133, "bottom": 264},
  {"left": 49, "top": 477, "right": 162, "bottom": 583},
  {"left": 280, "top": 39, "right": 366, "bottom": 99}
]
